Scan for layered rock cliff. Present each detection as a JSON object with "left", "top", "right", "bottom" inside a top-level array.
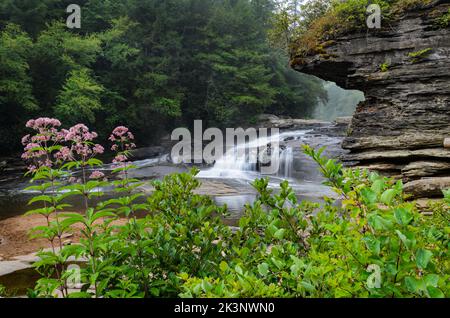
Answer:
[{"left": 291, "top": 0, "right": 450, "bottom": 199}]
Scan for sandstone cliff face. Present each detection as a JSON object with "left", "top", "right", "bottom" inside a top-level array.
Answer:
[{"left": 291, "top": 0, "right": 450, "bottom": 198}]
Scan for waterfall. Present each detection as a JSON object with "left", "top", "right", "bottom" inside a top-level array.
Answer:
[
  {"left": 198, "top": 130, "right": 308, "bottom": 179},
  {"left": 278, "top": 147, "right": 293, "bottom": 178}
]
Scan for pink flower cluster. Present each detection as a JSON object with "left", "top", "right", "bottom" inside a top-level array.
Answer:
[
  {"left": 21, "top": 118, "right": 63, "bottom": 171},
  {"left": 109, "top": 126, "right": 136, "bottom": 167},
  {"left": 26, "top": 118, "right": 61, "bottom": 130},
  {"left": 109, "top": 126, "right": 136, "bottom": 152},
  {"left": 89, "top": 170, "right": 105, "bottom": 180},
  {"left": 58, "top": 124, "right": 104, "bottom": 161},
  {"left": 64, "top": 124, "right": 98, "bottom": 143},
  {"left": 21, "top": 118, "right": 137, "bottom": 176}
]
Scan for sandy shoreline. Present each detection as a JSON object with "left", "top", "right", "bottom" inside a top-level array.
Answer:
[
  {"left": 0, "top": 214, "right": 65, "bottom": 260},
  {"left": 0, "top": 213, "right": 127, "bottom": 261}
]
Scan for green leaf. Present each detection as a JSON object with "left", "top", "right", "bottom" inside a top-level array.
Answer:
[
  {"left": 257, "top": 263, "right": 269, "bottom": 276},
  {"left": 219, "top": 261, "right": 228, "bottom": 272},
  {"left": 424, "top": 274, "right": 439, "bottom": 287},
  {"left": 361, "top": 188, "right": 377, "bottom": 204},
  {"left": 363, "top": 235, "right": 381, "bottom": 255},
  {"left": 405, "top": 277, "right": 421, "bottom": 293},
  {"left": 395, "top": 230, "right": 409, "bottom": 248},
  {"left": 28, "top": 195, "right": 53, "bottom": 205},
  {"left": 273, "top": 228, "right": 286, "bottom": 240},
  {"left": 300, "top": 281, "right": 315, "bottom": 292},
  {"left": 427, "top": 286, "right": 444, "bottom": 298},
  {"left": 416, "top": 249, "right": 433, "bottom": 270},
  {"left": 371, "top": 179, "right": 385, "bottom": 195},
  {"left": 234, "top": 265, "right": 243, "bottom": 275},
  {"left": 368, "top": 214, "right": 393, "bottom": 231},
  {"left": 394, "top": 208, "right": 413, "bottom": 226},
  {"left": 380, "top": 189, "right": 396, "bottom": 205},
  {"left": 201, "top": 280, "right": 213, "bottom": 293}
]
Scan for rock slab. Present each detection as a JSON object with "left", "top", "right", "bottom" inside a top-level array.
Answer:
[{"left": 291, "top": 1, "right": 450, "bottom": 198}]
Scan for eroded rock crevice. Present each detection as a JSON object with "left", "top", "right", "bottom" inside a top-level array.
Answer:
[{"left": 291, "top": 1, "right": 450, "bottom": 198}]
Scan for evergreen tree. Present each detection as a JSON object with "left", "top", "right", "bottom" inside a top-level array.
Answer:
[
  {"left": 0, "top": 24, "right": 37, "bottom": 152},
  {"left": 0, "top": 0, "right": 328, "bottom": 153}
]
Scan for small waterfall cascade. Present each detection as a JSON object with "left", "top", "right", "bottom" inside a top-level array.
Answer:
[
  {"left": 278, "top": 147, "right": 293, "bottom": 178},
  {"left": 198, "top": 130, "right": 308, "bottom": 179}
]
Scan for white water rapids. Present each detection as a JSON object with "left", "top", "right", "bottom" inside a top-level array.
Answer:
[{"left": 198, "top": 130, "right": 310, "bottom": 180}]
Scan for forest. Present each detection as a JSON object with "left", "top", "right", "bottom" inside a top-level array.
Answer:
[
  {"left": 0, "top": 0, "right": 448, "bottom": 301},
  {"left": 0, "top": 0, "right": 327, "bottom": 154}
]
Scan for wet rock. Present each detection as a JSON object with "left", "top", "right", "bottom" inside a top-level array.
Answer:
[
  {"left": 356, "top": 163, "right": 404, "bottom": 177},
  {"left": 312, "top": 124, "right": 349, "bottom": 137},
  {"left": 402, "top": 161, "right": 450, "bottom": 179},
  {"left": 344, "top": 148, "right": 450, "bottom": 162},
  {"left": 257, "top": 114, "right": 331, "bottom": 130},
  {"left": 0, "top": 260, "right": 31, "bottom": 276},
  {"left": 404, "top": 177, "right": 450, "bottom": 199},
  {"left": 291, "top": 1, "right": 450, "bottom": 199},
  {"left": 130, "top": 146, "right": 166, "bottom": 160},
  {"left": 342, "top": 134, "right": 447, "bottom": 151},
  {"left": 444, "top": 138, "right": 450, "bottom": 149},
  {"left": 256, "top": 114, "right": 280, "bottom": 122},
  {"left": 334, "top": 116, "right": 352, "bottom": 126}
]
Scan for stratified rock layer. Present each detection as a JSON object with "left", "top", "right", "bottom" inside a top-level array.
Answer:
[{"left": 291, "top": 1, "right": 450, "bottom": 198}]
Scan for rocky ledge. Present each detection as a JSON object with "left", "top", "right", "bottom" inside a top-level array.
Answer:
[
  {"left": 256, "top": 114, "right": 352, "bottom": 136},
  {"left": 291, "top": 0, "right": 450, "bottom": 199}
]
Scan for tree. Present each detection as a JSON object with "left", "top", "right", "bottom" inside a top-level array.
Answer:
[
  {"left": 30, "top": 22, "right": 101, "bottom": 112},
  {"left": 55, "top": 68, "right": 105, "bottom": 124},
  {"left": 0, "top": 24, "right": 37, "bottom": 152},
  {"left": 0, "top": 0, "right": 328, "bottom": 154}
]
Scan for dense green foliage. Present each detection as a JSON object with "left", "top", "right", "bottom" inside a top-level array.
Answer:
[
  {"left": 270, "top": 0, "right": 439, "bottom": 58},
  {"left": 20, "top": 120, "right": 449, "bottom": 298},
  {"left": 0, "top": 0, "right": 327, "bottom": 154}
]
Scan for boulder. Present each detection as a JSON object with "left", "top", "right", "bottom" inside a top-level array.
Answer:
[
  {"left": 130, "top": 146, "right": 166, "bottom": 160},
  {"left": 444, "top": 138, "right": 450, "bottom": 149},
  {"left": 256, "top": 113, "right": 280, "bottom": 122},
  {"left": 291, "top": 1, "right": 450, "bottom": 199},
  {"left": 404, "top": 177, "right": 450, "bottom": 199},
  {"left": 334, "top": 116, "right": 352, "bottom": 126},
  {"left": 342, "top": 134, "right": 447, "bottom": 151},
  {"left": 402, "top": 161, "right": 450, "bottom": 178},
  {"left": 256, "top": 113, "right": 331, "bottom": 129}
]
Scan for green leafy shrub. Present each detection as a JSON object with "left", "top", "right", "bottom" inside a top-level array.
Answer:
[{"left": 21, "top": 119, "right": 449, "bottom": 298}]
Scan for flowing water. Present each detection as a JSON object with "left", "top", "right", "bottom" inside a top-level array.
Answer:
[
  {"left": 0, "top": 127, "right": 346, "bottom": 293},
  {"left": 0, "top": 129, "right": 344, "bottom": 221}
]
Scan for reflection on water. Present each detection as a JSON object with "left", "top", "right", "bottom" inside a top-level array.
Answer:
[
  {"left": 213, "top": 194, "right": 256, "bottom": 226},
  {"left": 0, "top": 129, "right": 344, "bottom": 221},
  {"left": 0, "top": 129, "right": 347, "bottom": 294}
]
